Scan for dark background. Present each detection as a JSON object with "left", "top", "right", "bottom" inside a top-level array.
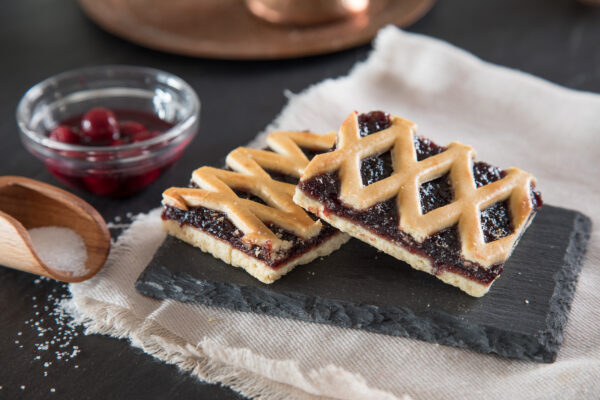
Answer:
[{"left": 1, "top": 0, "right": 599, "bottom": 398}]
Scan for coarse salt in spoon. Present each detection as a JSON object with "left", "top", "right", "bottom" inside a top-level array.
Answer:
[
  {"left": 28, "top": 226, "right": 89, "bottom": 277},
  {"left": 0, "top": 176, "right": 110, "bottom": 282}
]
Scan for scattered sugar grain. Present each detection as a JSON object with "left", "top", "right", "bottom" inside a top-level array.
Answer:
[
  {"left": 14, "top": 280, "right": 84, "bottom": 389},
  {"left": 28, "top": 227, "right": 88, "bottom": 277},
  {"left": 34, "top": 277, "right": 50, "bottom": 285}
]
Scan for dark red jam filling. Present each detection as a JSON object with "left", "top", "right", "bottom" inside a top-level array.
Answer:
[
  {"left": 164, "top": 145, "right": 339, "bottom": 268},
  {"left": 358, "top": 111, "right": 445, "bottom": 189},
  {"left": 360, "top": 151, "right": 393, "bottom": 186},
  {"left": 531, "top": 186, "right": 543, "bottom": 210},
  {"left": 414, "top": 135, "right": 445, "bottom": 161},
  {"left": 481, "top": 201, "right": 512, "bottom": 243},
  {"left": 300, "top": 172, "right": 506, "bottom": 283},
  {"left": 298, "top": 111, "right": 543, "bottom": 284},
  {"left": 419, "top": 173, "right": 454, "bottom": 214},
  {"left": 162, "top": 205, "right": 338, "bottom": 268},
  {"left": 358, "top": 111, "right": 391, "bottom": 136},
  {"left": 358, "top": 111, "right": 394, "bottom": 187},
  {"left": 472, "top": 161, "right": 505, "bottom": 187}
]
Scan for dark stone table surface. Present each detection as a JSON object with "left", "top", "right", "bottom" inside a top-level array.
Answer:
[{"left": 1, "top": 0, "right": 598, "bottom": 398}]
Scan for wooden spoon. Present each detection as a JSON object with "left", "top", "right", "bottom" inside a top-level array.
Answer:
[{"left": 0, "top": 176, "right": 110, "bottom": 282}]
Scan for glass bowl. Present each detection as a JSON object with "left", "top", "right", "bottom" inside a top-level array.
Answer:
[{"left": 16, "top": 65, "right": 200, "bottom": 197}]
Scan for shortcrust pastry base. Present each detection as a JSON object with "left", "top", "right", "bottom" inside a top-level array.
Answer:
[
  {"left": 162, "top": 219, "right": 350, "bottom": 284},
  {"left": 294, "top": 189, "right": 494, "bottom": 297}
]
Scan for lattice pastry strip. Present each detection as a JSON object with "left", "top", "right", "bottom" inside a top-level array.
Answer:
[
  {"left": 163, "top": 130, "right": 336, "bottom": 251},
  {"left": 300, "top": 112, "right": 537, "bottom": 268}
]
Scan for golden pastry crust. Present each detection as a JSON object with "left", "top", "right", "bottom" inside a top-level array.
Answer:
[
  {"left": 163, "top": 130, "right": 336, "bottom": 251},
  {"left": 294, "top": 189, "right": 494, "bottom": 296},
  {"left": 161, "top": 129, "right": 351, "bottom": 283},
  {"left": 299, "top": 111, "right": 537, "bottom": 268}
]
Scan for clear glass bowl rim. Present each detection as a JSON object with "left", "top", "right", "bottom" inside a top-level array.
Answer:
[{"left": 16, "top": 65, "right": 200, "bottom": 155}]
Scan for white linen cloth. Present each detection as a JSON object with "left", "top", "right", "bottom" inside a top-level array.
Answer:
[{"left": 67, "top": 27, "right": 600, "bottom": 400}]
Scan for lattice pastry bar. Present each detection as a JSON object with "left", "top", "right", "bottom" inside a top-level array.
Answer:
[
  {"left": 294, "top": 111, "right": 543, "bottom": 296},
  {"left": 161, "top": 130, "right": 350, "bottom": 283}
]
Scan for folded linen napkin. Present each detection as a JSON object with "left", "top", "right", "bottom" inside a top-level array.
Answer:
[{"left": 67, "top": 26, "right": 600, "bottom": 400}]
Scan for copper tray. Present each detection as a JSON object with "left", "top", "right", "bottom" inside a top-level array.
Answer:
[{"left": 78, "top": 0, "right": 435, "bottom": 59}]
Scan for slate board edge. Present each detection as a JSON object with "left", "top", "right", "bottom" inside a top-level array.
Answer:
[
  {"left": 135, "top": 266, "right": 539, "bottom": 361},
  {"left": 539, "top": 212, "right": 592, "bottom": 362},
  {"left": 135, "top": 209, "right": 592, "bottom": 364}
]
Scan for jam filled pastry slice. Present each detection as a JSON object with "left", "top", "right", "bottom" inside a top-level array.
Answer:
[
  {"left": 161, "top": 130, "right": 350, "bottom": 284},
  {"left": 294, "top": 111, "right": 543, "bottom": 297}
]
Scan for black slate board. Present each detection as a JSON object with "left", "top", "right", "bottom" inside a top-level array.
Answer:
[{"left": 135, "top": 205, "right": 591, "bottom": 363}]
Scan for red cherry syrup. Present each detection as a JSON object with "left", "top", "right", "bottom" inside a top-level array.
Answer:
[{"left": 45, "top": 108, "right": 175, "bottom": 197}]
